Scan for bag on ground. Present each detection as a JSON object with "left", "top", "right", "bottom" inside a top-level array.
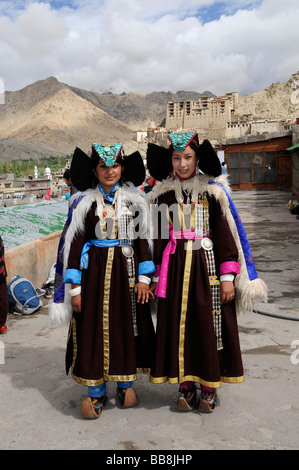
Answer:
[{"left": 8, "top": 275, "right": 43, "bottom": 315}]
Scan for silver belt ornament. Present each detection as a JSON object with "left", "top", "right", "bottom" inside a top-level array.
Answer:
[
  {"left": 121, "top": 244, "right": 134, "bottom": 258},
  {"left": 201, "top": 237, "right": 223, "bottom": 351},
  {"left": 201, "top": 237, "right": 213, "bottom": 251},
  {"left": 121, "top": 244, "right": 138, "bottom": 336}
]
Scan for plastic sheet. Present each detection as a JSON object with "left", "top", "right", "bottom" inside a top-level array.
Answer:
[{"left": 0, "top": 199, "right": 68, "bottom": 248}]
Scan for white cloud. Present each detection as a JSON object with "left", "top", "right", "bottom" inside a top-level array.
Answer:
[{"left": 0, "top": 0, "right": 299, "bottom": 96}]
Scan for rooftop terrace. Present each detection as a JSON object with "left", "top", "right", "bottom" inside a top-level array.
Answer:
[{"left": 0, "top": 199, "right": 68, "bottom": 249}]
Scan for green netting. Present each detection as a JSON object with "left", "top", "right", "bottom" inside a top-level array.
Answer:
[{"left": 0, "top": 199, "right": 68, "bottom": 248}]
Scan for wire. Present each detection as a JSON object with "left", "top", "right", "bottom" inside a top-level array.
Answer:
[{"left": 253, "top": 309, "right": 299, "bottom": 322}]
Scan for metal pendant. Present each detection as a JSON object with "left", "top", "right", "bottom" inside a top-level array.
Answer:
[
  {"left": 121, "top": 244, "right": 134, "bottom": 258},
  {"left": 102, "top": 204, "right": 115, "bottom": 220},
  {"left": 201, "top": 238, "right": 213, "bottom": 251},
  {"left": 183, "top": 204, "right": 192, "bottom": 215}
]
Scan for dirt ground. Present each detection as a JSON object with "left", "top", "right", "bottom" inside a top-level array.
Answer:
[{"left": 1, "top": 189, "right": 298, "bottom": 451}]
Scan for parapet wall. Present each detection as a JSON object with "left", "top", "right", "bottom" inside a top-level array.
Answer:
[{"left": 5, "top": 231, "right": 61, "bottom": 288}]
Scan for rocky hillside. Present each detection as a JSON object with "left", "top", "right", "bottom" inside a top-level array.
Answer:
[
  {"left": 70, "top": 86, "right": 214, "bottom": 129},
  {"left": 0, "top": 72, "right": 299, "bottom": 161},
  {"left": 0, "top": 77, "right": 214, "bottom": 161},
  {"left": 0, "top": 77, "right": 134, "bottom": 160},
  {"left": 236, "top": 71, "right": 299, "bottom": 120}
]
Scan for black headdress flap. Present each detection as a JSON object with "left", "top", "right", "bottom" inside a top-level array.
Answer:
[
  {"left": 197, "top": 140, "right": 222, "bottom": 177},
  {"left": 70, "top": 147, "right": 94, "bottom": 191},
  {"left": 122, "top": 151, "right": 145, "bottom": 187},
  {"left": 146, "top": 143, "right": 173, "bottom": 181}
]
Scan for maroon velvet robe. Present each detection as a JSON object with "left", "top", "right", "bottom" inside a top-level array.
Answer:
[
  {"left": 149, "top": 190, "right": 244, "bottom": 388},
  {"left": 65, "top": 200, "right": 155, "bottom": 386}
]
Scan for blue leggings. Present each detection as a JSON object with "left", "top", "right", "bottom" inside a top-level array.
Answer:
[{"left": 88, "top": 381, "right": 132, "bottom": 397}]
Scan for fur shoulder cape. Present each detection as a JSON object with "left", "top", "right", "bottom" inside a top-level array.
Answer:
[
  {"left": 49, "top": 183, "right": 152, "bottom": 328},
  {"left": 147, "top": 174, "right": 268, "bottom": 315}
]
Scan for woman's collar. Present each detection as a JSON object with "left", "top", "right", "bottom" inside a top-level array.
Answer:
[
  {"left": 175, "top": 170, "right": 196, "bottom": 181},
  {"left": 97, "top": 182, "right": 120, "bottom": 195}
]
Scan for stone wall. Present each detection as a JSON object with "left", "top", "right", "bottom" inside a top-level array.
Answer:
[{"left": 5, "top": 231, "right": 61, "bottom": 288}]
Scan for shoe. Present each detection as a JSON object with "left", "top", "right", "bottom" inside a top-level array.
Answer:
[
  {"left": 198, "top": 390, "right": 217, "bottom": 413},
  {"left": 117, "top": 387, "right": 139, "bottom": 408},
  {"left": 177, "top": 384, "right": 197, "bottom": 411},
  {"left": 44, "top": 288, "right": 53, "bottom": 299},
  {"left": 80, "top": 395, "right": 107, "bottom": 419},
  {"left": 36, "top": 288, "right": 46, "bottom": 296},
  {"left": 0, "top": 325, "right": 7, "bottom": 334}
]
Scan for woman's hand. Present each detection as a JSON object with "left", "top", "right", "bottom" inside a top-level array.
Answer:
[
  {"left": 71, "top": 294, "right": 82, "bottom": 313},
  {"left": 134, "top": 282, "right": 155, "bottom": 304},
  {"left": 220, "top": 281, "right": 235, "bottom": 304},
  {"left": 150, "top": 281, "right": 157, "bottom": 294},
  {"left": 70, "top": 284, "right": 82, "bottom": 313}
]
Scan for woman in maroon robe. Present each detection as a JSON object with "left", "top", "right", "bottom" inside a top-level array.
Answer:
[
  {"left": 50, "top": 144, "right": 156, "bottom": 419},
  {"left": 146, "top": 132, "right": 267, "bottom": 413}
]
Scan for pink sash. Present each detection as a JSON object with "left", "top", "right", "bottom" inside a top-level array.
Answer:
[{"left": 155, "top": 225, "right": 211, "bottom": 298}]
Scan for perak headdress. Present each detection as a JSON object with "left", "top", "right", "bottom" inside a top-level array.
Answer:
[
  {"left": 70, "top": 143, "right": 145, "bottom": 191},
  {"left": 92, "top": 143, "right": 123, "bottom": 167},
  {"left": 146, "top": 131, "right": 222, "bottom": 181},
  {"left": 167, "top": 131, "right": 199, "bottom": 151}
]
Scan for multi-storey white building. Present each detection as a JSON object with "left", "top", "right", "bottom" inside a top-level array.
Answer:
[
  {"left": 164, "top": 91, "right": 291, "bottom": 144},
  {"left": 165, "top": 92, "right": 238, "bottom": 141}
]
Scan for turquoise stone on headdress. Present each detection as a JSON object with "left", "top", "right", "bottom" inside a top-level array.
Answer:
[
  {"left": 167, "top": 132, "right": 198, "bottom": 151},
  {"left": 92, "top": 143, "right": 123, "bottom": 166}
]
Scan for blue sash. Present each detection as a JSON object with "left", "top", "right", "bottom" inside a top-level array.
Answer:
[{"left": 80, "top": 239, "right": 132, "bottom": 269}]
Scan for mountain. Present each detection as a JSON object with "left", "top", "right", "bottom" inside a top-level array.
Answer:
[
  {"left": 69, "top": 86, "right": 215, "bottom": 129},
  {"left": 236, "top": 71, "right": 299, "bottom": 120},
  {"left": 1, "top": 73, "right": 299, "bottom": 161},
  {"left": 0, "top": 77, "right": 134, "bottom": 160},
  {"left": 0, "top": 76, "right": 214, "bottom": 161}
]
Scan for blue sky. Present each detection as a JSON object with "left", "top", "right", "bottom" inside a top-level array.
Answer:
[
  {"left": 0, "top": 0, "right": 298, "bottom": 97},
  {"left": 196, "top": 0, "right": 263, "bottom": 23}
]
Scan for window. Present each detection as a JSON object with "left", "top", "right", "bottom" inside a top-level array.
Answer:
[
  {"left": 227, "top": 153, "right": 239, "bottom": 183},
  {"left": 229, "top": 168, "right": 239, "bottom": 184},
  {"left": 253, "top": 167, "right": 264, "bottom": 182},
  {"left": 228, "top": 153, "right": 239, "bottom": 167},
  {"left": 240, "top": 152, "right": 251, "bottom": 167},
  {"left": 227, "top": 149, "right": 278, "bottom": 186},
  {"left": 240, "top": 152, "right": 251, "bottom": 183},
  {"left": 264, "top": 151, "right": 276, "bottom": 183}
]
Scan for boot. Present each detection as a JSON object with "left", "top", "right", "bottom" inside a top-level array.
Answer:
[
  {"left": 80, "top": 395, "right": 107, "bottom": 419},
  {"left": 117, "top": 387, "right": 139, "bottom": 408}
]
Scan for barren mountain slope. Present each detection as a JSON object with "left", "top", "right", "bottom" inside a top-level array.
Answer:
[
  {"left": 236, "top": 72, "right": 299, "bottom": 119},
  {"left": 69, "top": 86, "right": 213, "bottom": 129},
  {"left": 1, "top": 72, "right": 299, "bottom": 161},
  {"left": 0, "top": 77, "right": 133, "bottom": 159}
]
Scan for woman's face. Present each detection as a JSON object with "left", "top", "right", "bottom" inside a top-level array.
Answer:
[
  {"left": 171, "top": 145, "right": 197, "bottom": 179},
  {"left": 94, "top": 158, "right": 123, "bottom": 192}
]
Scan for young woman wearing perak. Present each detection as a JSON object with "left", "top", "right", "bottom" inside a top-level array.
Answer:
[
  {"left": 50, "top": 143, "right": 156, "bottom": 419},
  {"left": 146, "top": 132, "right": 267, "bottom": 412}
]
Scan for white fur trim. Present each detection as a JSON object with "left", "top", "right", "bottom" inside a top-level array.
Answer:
[
  {"left": 50, "top": 185, "right": 153, "bottom": 328},
  {"left": 146, "top": 174, "right": 268, "bottom": 314},
  {"left": 146, "top": 174, "right": 231, "bottom": 205},
  {"left": 235, "top": 277, "right": 268, "bottom": 314},
  {"left": 63, "top": 184, "right": 153, "bottom": 274},
  {"left": 63, "top": 189, "right": 99, "bottom": 271},
  {"left": 48, "top": 286, "right": 72, "bottom": 328}
]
